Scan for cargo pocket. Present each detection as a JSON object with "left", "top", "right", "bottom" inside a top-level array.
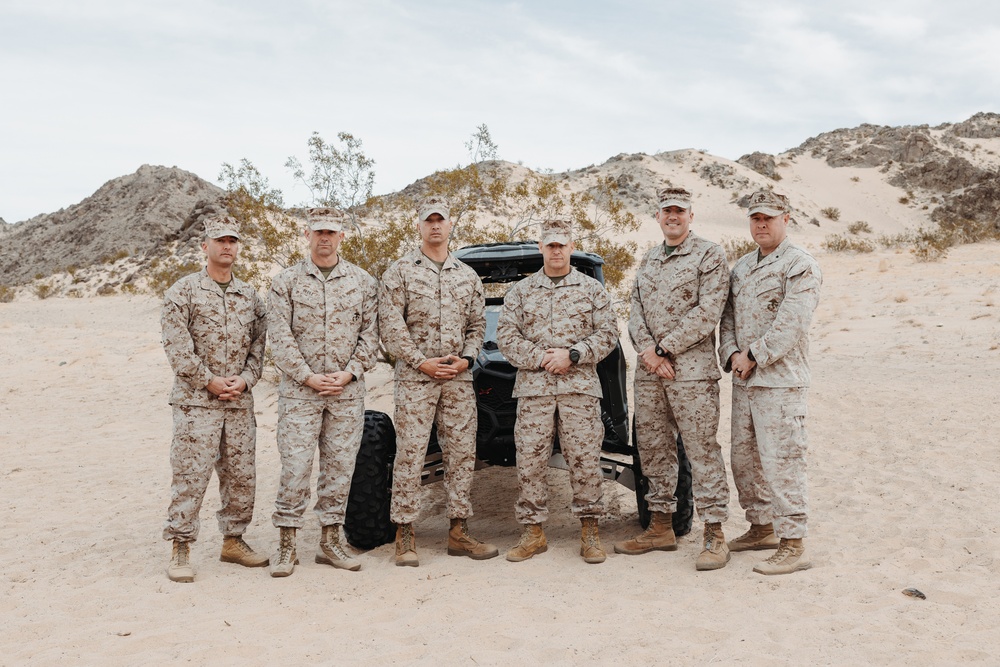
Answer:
[{"left": 778, "top": 401, "right": 808, "bottom": 458}]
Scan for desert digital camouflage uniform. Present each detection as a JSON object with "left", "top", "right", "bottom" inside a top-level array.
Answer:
[
  {"left": 379, "top": 249, "right": 486, "bottom": 524},
  {"left": 496, "top": 267, "right": 618, "bottom": 524},
  {"left": 268, "top": 258, "right": 379, "bottom": 528},
  {"left": 630, "top": 232, "right": 730, "bottom": 522},
  {"left": 161, "top": 268, "right": 267, "bottom": 542},
  {"left": 719, "top": 237, "right": 822, "bottom": 539}
]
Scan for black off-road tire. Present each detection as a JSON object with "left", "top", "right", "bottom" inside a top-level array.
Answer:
[
  {"left": 673, "top": 437, "right": 694, "bottom": 537},
  {"left": 631, "top": 418, "right": 694, "bottom": 537},
  {"left": 344, "top": 410, "right": 396, "bottom": 550}
]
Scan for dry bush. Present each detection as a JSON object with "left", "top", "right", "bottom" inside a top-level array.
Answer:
[
  {"left": 35, "top": 283, "right": 53, "bottom": 300},
  {"left": 820, "top": 207, "right": 841, "bottom": 221},
  {"left": 721, "top": 236, "right": 758, "bottom": 263},
  {"left": 910, "top": 227, "right": 955, "bottom": 262},
  {"left": 147, "top": 259, "right": 203, "bottom": 297},
  {"left": 822, "top": 234, "right": 875, "bottom": 253},
  {"left": 0, "top": 285, "right": 14, "bottom": 303},
  {"left": 847, "top": 221, "right": 872, "bottom": 234}
]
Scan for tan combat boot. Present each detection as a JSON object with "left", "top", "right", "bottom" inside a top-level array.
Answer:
[
  {"left": 506, "top": 524, "right": 547, "bottom": 562},
  {"left": 316, "top": 525, "right": 361, "bottom": 571},
  {"left": 728, "top": 522, "right": 779, "bottom": 552},
  {"left": 580, "top": 517, "right": 606, "bottom": 564},
  {"left": 613, "top": 511, "right": 677, "bottom": 555},
  {"left": 167, "top": 540, "right": 194, "bottom": 583},
  {"left": 447, "top": 518, "right": 499, "bottom": 560},
  {"left": 695, "top": 522, "right": 730, "bottom": 571},
  {"left": 395, "top": 523, "right": 418, "bottom": 567},
  {"left": 270, "top": 527, "right": 298, "bottom": 577},
  {"left": 220, "top": 536, "right": 269, "bottom": 568},
  {"left": 753, "top": 538, "right": 811, "bottom": 575}
]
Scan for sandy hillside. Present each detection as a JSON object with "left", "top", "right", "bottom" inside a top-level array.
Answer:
[{"left": 2, "top": 240, "right": 999, "bottom": 665}]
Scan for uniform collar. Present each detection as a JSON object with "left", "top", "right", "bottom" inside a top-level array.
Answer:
[
  {"left": 306, "top": 258, "right": 347, "bottom": 281},
  {"left": 530, "top": 266, "right": 582, "bottom": 289},
  {"left": 198, "top": 268, "right": 249, "bottom": 296},
  {"left": 754, "top": 238, "right": 792, "bottom": 271},
  {"left": 654, "top": 232, "right": 696, "bottom": 261}
]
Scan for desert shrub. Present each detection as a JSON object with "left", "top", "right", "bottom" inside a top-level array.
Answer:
[
  {"left": 35, "top": 283, "right": 53, "bottom": 300},
  {"left": 0, "top": 285, "right": 14, "bottom": 303},
  {"left": 820, "top": 207, "right": 841, "bottom": 221},
  {"left": 898, "top": 196, "right": 910, "bottom": 205},
  {"left": 936, "top": 216, "right": 1000, "bottom": 244},
  {"left": 721, "top": 236, "right": 758, "bottom": 263},
  {"left": 822, "top": 234, "right": 875, "bottom": 253},
  {"left": 847, "top": 221, "right": 872, "bottom": 234},
  {"left": 147, "top": 259, "right": 202, "bottom": 297},
  {"left": 850, "top": 176, "right": 860, "bottom": 182},
  {"left": 910, "top": 227, "right": 954, "bottom": 262},
  {"left": 96, "top": 284, "right": 116, "bottom": 296}
]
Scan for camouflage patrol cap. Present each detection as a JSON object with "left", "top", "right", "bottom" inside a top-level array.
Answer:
[
  {"left": 306, "top": 207, "right": 348, "bottom": 232},
  {"left": 657, "top": 187, "right": 692, "bottom": 210},
  {"left": 204, "top": 215, "right": 241, "bottom": 240},
  {"left": 418, "top": 196, "right": 450, "bottom": 223},
  {"left": 746, "top": 189, "right": 791, "bottom": 217},
  {"left": 540, "top": 218, "right": 573, "bottom": 245}
]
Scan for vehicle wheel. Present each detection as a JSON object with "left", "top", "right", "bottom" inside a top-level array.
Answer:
[
  {"left": 673, "top": 436, "right": 694, "bottom": 537},
  {"left": 631, "top": 418, "right": 694, "bottom": 537},
  {"left": 631, "top": 417, "right": 652, "bottom": 529},
  {"left": 344, "top": 410, "right": 396, "bottom": 550}
]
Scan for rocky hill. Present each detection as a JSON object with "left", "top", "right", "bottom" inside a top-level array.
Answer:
[
  {"left": 2, "top": 113, "right": 997, "bottom": 300},
  {"left": 0, "top": 165, "right": 223, "bottom": 286}
]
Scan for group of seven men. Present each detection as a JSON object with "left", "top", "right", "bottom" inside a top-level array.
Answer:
[{"left": 159, "top": 186, "right": 821, "bottom": 582}]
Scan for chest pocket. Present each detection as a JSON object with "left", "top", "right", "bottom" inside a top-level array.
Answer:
[
  {"left": 558, "top": 289, "right": 593, "bottom": 333},
  {"left": 754, "top": 276, "right": 784, "bottom": 313},
  {"left": 191, "top": 291, "right": 224, "bottom": 329}
]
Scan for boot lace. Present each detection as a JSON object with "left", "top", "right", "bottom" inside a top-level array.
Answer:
[
  {"left": 276, "top": 533, "right": 295, "bottom": 565},
  {"left": 703, "top": 525, "right": 720, "bottom": 552},
  {"left": 765, "top": 543, "right": 793, "bottom": 564},
  {"left": 398, "top": 525, "right": 414, "bottom": 552},
  {"left": 175, "top": 542, "right": 190, "bottom": 566},
  {"left": 231, "top": 537, "right": 254, "bottom": 556}
]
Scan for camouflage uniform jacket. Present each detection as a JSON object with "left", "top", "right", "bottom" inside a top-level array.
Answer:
[
  {"left": 161, "top": 269, "right": 266, "bottom": 409},
  {"left": 629, "top": 233, "right": 729, "bottom": 382},
  {"left": 268, "top": 258, "right": 379, "bottom": 400},
  {"left": 497, "top": 268, "right": 618, "bottom": 399},
  {"left": 379, "top": 249, "right": 485, "bottom": 383},
  {"left": 719, "top": 238, "right": 822, "bottom": 388}
]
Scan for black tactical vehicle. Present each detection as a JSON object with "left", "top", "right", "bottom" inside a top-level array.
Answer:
[{"left": 343, "top": 241, "right": 693, "bottom": 550}]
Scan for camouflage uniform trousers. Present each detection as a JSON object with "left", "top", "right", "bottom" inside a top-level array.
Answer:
[
  {"left": 514, "top": 393, "right": 604, "bottom": 524},
  {"left": 390, "top": 380, "right": 477, "bottom": 525},
  {"left": 272, "top": 396, "right": 364, "bottom": 528},
  {"left": 730, "top": 385, "right": 809, "bottom": 539},
  {"left": 634, "top": 379, "right": 729, "bottom": 523},
  {"left": 163, "top": 405, "right": 257, "bottom": 542}
]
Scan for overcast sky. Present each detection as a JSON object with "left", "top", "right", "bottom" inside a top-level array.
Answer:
[{"left": 2, "top": 0, "right": 998, "bottom": 223}]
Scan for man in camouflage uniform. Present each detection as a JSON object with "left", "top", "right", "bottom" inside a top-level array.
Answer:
[
  {"left": 720, "top": 189, "right": 822, "bottom": 575},
  {"left": 161, "top": 214, "right": 268, "bottom": 583},
  {"left": 497, "top": 219, "right": 619, "bottom": 564},
  {"left": 380, "top": 196, "right": 497, "bottom": 567},
  {"left": 614, "top": 187, "right": 732, "bottom": 570},
  {"left": 267, "top": 208, "right": 380, "bottom": 577}
]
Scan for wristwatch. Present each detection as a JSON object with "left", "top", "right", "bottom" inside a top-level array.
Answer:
[
  {"left": 655, "top": 344, "right": 670, "bottom": 358},
  {"left": 569, "top": 349, "right": 580, "bottom": 364}
]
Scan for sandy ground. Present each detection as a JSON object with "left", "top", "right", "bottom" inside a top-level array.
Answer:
[{"left": 2, "top": 241, "right": 999, "bottom": 665}]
